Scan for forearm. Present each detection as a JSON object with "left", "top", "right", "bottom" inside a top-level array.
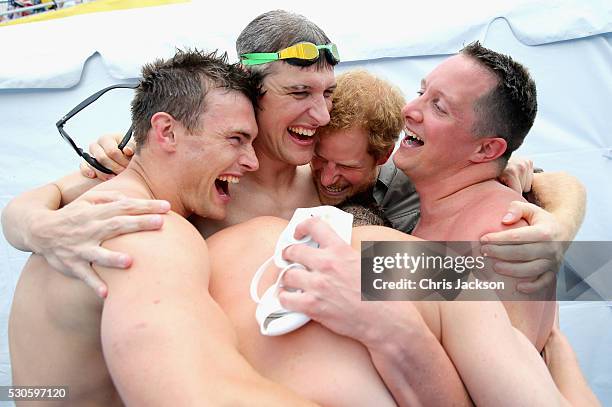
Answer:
[
  {"left": 54, "top": 171, "right": 103, "bottom": 206},
  {"left": 545, "top": 329, "right": 602, "bottom": 407},
  {"left": 2, "top": 183, "right": 61, "bottom": 251},
  {"left": 1, "top": 172, "right": 99, "bottom": 252},
  {"left": 365, "top": 304, "right": 471, "bottom": 407},
  {"left": 531, "top": 172, "right": 586, "bottom": 240}
]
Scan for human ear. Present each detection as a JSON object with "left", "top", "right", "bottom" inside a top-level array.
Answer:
[
  {"left": 470, "top": 137, "right": 507, "bottom": 163},
  {"left": 150, "top": 112, "right": 177, "bottom": 152}
]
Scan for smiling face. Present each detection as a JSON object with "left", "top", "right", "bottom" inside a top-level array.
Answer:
[
  {"left": 393, "top": 54, "right": 498, "bottom": 182},
  {"left": 311, "top": 127, "right": 382, "bottom": 205},
  {"left": 178, "top": 89, "right": 259, "bottom": 220},
  {"left": 254, "top": 62, "right": 336, "bottom": 166}
]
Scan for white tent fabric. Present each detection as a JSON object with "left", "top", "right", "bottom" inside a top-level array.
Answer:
[{"left": 1, "top": 1, "right": 610, "bottom": 405}]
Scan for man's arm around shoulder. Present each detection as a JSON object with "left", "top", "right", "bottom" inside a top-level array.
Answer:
[{"left": 97, "top": 213, "right": 317, "bottom": 406}]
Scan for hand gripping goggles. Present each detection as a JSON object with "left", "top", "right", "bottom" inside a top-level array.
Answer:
[{"left": 240, "top": 42, "right": 340, "bottom": 66}]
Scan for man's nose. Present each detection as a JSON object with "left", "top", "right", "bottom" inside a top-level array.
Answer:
[
  {"left": 240, "top": 144, "right": 259, "bottom": 172},
  {"left": 309, "top": 94, "right": 331, "bottom": 126},
  {"left": 402, "top": 99, "right": 423, "bottom": 124},
  {"left": 320, "top": 162, "right": 339, "bottom": 186}
]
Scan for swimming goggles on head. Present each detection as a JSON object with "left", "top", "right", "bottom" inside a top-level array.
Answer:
[{"left": 240, "top": 42, "right": 340, "bottom": 66}]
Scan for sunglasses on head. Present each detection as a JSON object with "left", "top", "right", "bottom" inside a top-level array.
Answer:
[
  {"left": 56, "top": 83, "right": 138, "bottom": 175},
  {"left": 240, "top": 42, "right": 340, "bottom": 67}
]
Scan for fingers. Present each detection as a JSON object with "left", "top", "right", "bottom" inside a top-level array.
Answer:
[
  {"left": 88, "top": 141, "right": 123, "bottom": 178},
  {"left": 99, "top": 134, "right": 132, "bottom": 169},
  {"left": 498, "top": 174, "right": 522, "bottom": 194},
  {"left": 493, "top": 258, "right": 554, "bottom": 278},
  {"left": 70, "top": 264, "right": 109, "bottom": 299},
  {"left": 500, "top": 200, "right": 539, "bottom": 226},
  {"left": 516, "top": 271, "right": 555, "bottom": 294},
  {"left": 123, "top": 139, "right": 137, "bottom": 157},
  {"left": 81, "top": 245, "right": 133, "bottom": 269},
  {"left": 481, "top": 241, "right": 555, "bottom": 262},
  {"left": 92, "top": 214, "right": 165, "bottom": 242},
  {"left": 277, "top": 289, "right": 314, "bottom": 315},
  {"left": 93, "top": 198, "right": 171, "bottom": 219},
  {"left": 283, "top": 243, "right": 329, "bottom": 270},
  {"left": 80, "top": 190, "right": 128, "bottom": 204},
  {"left": 80, "top": 161, "right": 97, "bottom": 179},
  {"left": 293, "top": 217, "right": 345, "bottom": 248},
  {"left": 502, "top": 156, "right": 534, "bottom": 193},
  {"left": 482, "top": 222, "right": 557, "bottom": 247},
  {"left": 481, "top": 226, "right": 543, "bottom": 245},
  {"left": 280, "top": 266, "right": 314, "bottom": 291},
  {"left": 79, "top": 191, "right": 171, "bottom": 216},
  {"left": 482, "top": 201, "right": 548, "bottom": 242}
]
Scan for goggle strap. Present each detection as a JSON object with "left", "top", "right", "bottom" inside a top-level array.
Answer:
[
  {"left": 241, "top": 59, "right": 277, "bottom": 66},
  {"left": 241, "top": 52, "right": 279, "bottom": 60},
  {"left": 240, "top": 43, "right": 340, "bottom": 66}
]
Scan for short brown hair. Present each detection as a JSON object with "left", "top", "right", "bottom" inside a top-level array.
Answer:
[
  {"left": 461, "top": 41, "right": 537, "bottom": 166},
  {"left": 131, "top": 49, "right": 259, "bottom": 151},
  {"left": 319, "top": 70, "right": 405, "bottom": 161}
]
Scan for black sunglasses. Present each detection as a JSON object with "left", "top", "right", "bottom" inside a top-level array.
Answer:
[{"left": 56, "top": 83, "right": 139, "bottom": 175}]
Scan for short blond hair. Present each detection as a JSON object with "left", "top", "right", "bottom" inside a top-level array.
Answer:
[{"left": 319, "top": 70, "right": 405, "bottom": 160}]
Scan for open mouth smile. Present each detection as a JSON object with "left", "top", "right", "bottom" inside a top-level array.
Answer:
[
  {"left": 214, "top": 175, "right": 240, "bottom": 200},
  {"left": 288, "top": 126, "right": 316, "bottom": 145},
  {"left": 402, "top": 128, "right": 424, "bottom": 148}
]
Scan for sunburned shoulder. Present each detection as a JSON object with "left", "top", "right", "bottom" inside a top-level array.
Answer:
[
  {"left": 352, "top": 225, "right": 419, "bottom": 243},
  {"left": 453, "top": 182, "right": 528, "bottom": 240}
]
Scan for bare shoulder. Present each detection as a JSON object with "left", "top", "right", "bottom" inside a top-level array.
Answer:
[
  {"left": 96, "top": 211, "right": 210, "bottom": 284},
  {"left": 352, "top": 225, "right": 420, "bottom": 244},
  {"left": 207, "top": 216, "right": 288, "bottom": 248},
  {"left": 76, "top": 174, "right": 151, "bottom": 201},
  {"left": 459, "top": 182, "right": 528, "bottom": 239},
  {"left": 107, "top": 211, "right": 204, "bottom": 248}
]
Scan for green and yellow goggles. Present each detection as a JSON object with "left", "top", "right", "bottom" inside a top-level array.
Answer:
[{"left": 240, "top": 42, "right": 340, "bottom": 66}]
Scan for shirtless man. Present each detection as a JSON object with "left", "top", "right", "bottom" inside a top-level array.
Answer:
[
  {"left": 400, "top": 41, "right": 558, "bottom": 347},
  {"left": 8, "top": 50, "right": 339, "bottom": 406}
]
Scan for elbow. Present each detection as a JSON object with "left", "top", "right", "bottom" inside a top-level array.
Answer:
[{"left": 1, "top": 197, "right": 25, "bottom": 250}]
